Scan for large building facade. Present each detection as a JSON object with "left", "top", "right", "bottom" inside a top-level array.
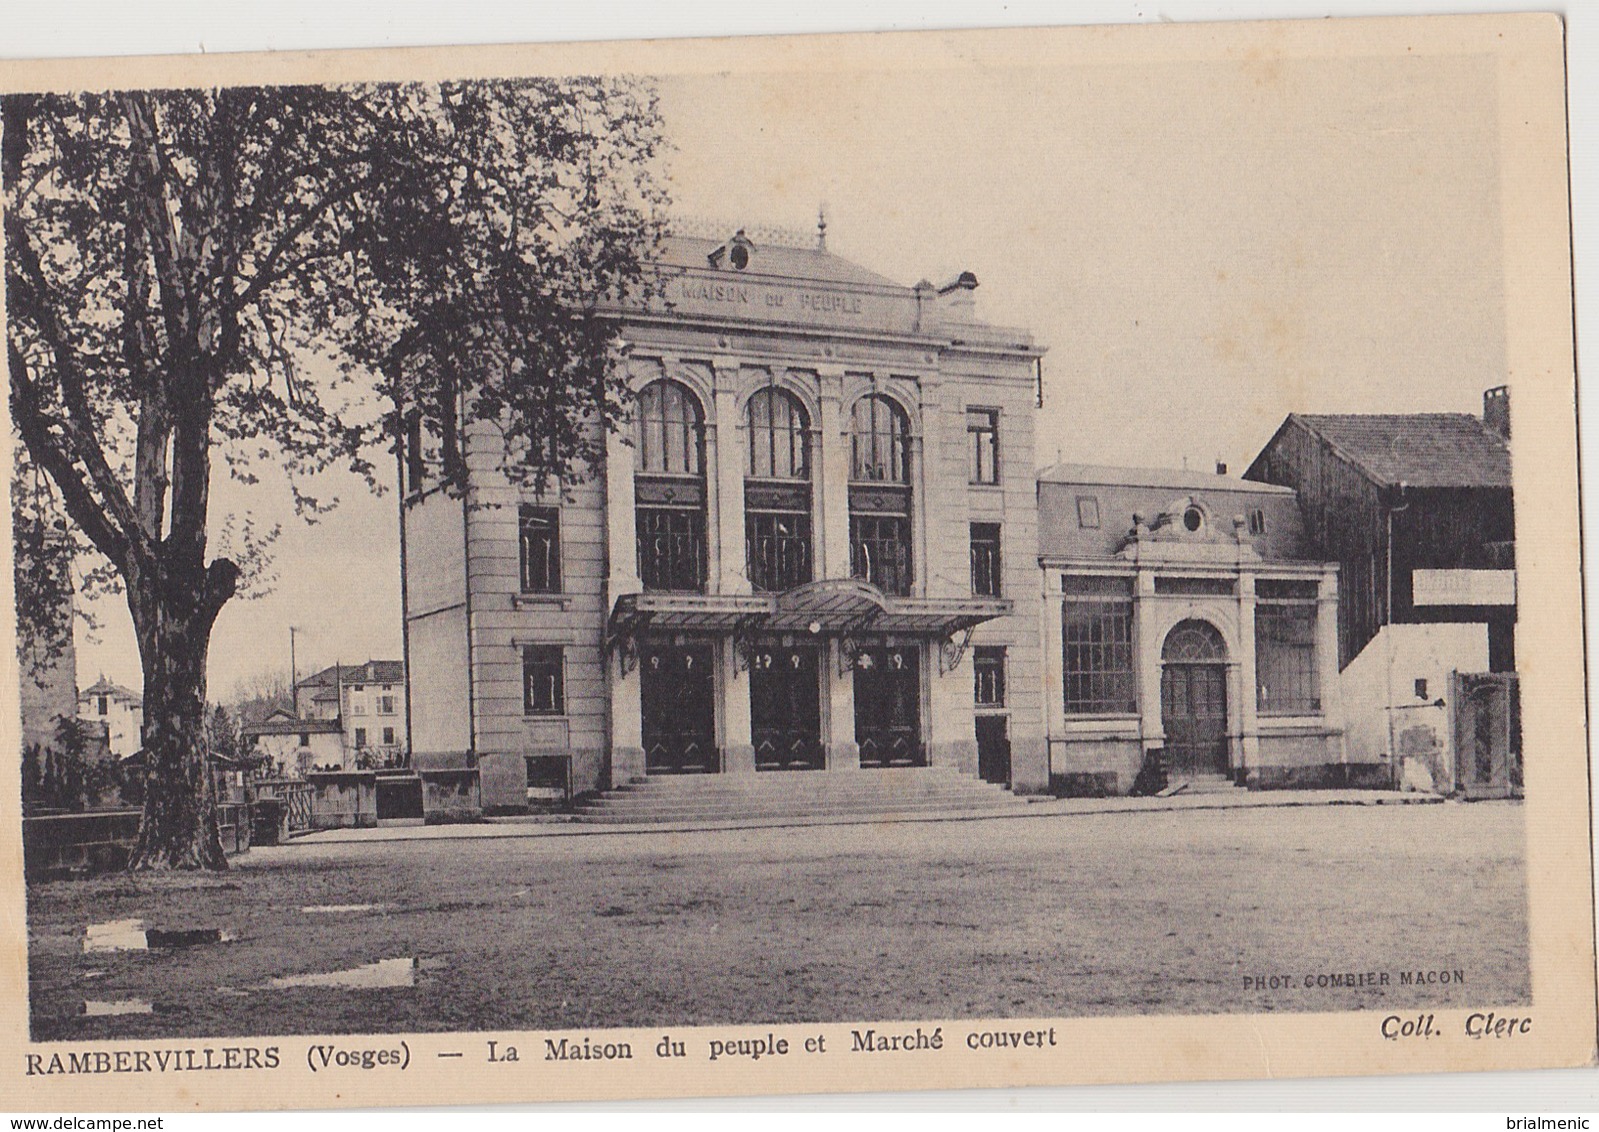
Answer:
[{"left": 402, "top": 227, "right": 1046, "bottom": 811}]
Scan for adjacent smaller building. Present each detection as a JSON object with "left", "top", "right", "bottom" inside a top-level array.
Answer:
[
  {"left": 241, "top": 709, "right": 346, "bottom": 777},
  {"left": 1244, "top": 389, "right": 1516, "bottom": 794},
  {"left": 1038, "top": 464, "right": 1345, "bottom": 795},
  {"left": 77, "top": 677, "right": 143, "bottom": 760}
]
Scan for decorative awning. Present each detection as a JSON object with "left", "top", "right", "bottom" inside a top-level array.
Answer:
[{"left": 604, "top": 579, "right": 1012, "bottom": 674}]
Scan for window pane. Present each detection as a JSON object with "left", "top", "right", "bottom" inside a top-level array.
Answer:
[
  {"left": 519, "top": 506, "right": 561, "bottom": 593},
  {"left": 851, "top": 395, "right": 909, "bottom": 482},
  {"left": 970, "top": 522, "right": 1002, "bottom": 597},
  {"left": 850, "top": 513, "right": 913, "bottom": 595},
  {"left": 637, "top": 508, "right": 707, "bottom": 592},
  {"left": 1063, "top": 596, "right": 1136, "bottom": 714},
  {"left": 1256, "top": 603, "right": 1320, "bottom": 713},
  {"left": 974, "top": 646, "right": 1007, "bottom": 706},
  {"left": 636, "top": 381, "right": 703, "bottom": 474},
  {"left": 968, "top": 409, "right": 999, "bottom": 484},
  {"left": 523, "top": 646, "right": 565, "bottom": 715}
]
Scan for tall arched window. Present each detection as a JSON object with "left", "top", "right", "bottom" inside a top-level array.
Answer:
[
  {"left": 747, "top": 387, "right": 810, "bottom": 480},
  {"left": 745, "top": 388, "right": 812, "bottom": 592},
  {"left": 634, "top": 380, "right": 707, "bottom": 592},
  {"left": 635, "top": 379, "right": 704, "bottom": 476},
  {"left": 850, "top": 394, "right": 911, "bottom": 483},
  {"left": 848, "top": 394, "right": 914, "bottom": 595}
]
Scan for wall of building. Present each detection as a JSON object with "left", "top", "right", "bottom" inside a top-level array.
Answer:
[
  {"left": 251, "top": 730, "right": 345, "bottom": 777},
  {"left": 404, "top": 487, "right": 471, "bottom": 768},
  {"left": 929, "top": 351, "right": 1045, "bottom": 790},
  {"left": 407, "top": 612, "right": 472, "bottom": 765},
  {"left": 461, "top": 415, "right": 611, "bottom": 809},
  {"left": 1339, "top": 621, "right": 1489, "bottom": 791},
  {"left": 1247, "top": 422, "right": 1387, "bottom": 669}
]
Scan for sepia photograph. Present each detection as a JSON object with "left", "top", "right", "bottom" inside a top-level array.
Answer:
[{"left": 0, "top": 7, "right": 1591, "bottom": 1109}]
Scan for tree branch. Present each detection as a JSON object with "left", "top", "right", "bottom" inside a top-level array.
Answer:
[{"left": 9, "top": 341, "right": 132, "bottom": 570}]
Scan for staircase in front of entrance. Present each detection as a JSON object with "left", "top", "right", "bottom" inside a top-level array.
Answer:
[{"left": 573, "top": 765, "right": 1030, "bottom": 826}]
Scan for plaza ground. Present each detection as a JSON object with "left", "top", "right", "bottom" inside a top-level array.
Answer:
[{"left": 26, "top": 800, "right": 1528, "bottom": 1040}]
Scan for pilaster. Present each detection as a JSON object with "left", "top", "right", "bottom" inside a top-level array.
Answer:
[
  {"left": 711, "top": 362, "right": 751, "bottom": 595},
  {"left": 824, "top": 639, "right": 860, "bottom": 769},
  {"left": 720, "top": 640, "right": 755, "bottom": 773},
  {"left": 817, "top": 367, "right": 851, "bottom": 581}
]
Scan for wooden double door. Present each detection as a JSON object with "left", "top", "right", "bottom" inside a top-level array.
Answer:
[
  {"left": 854, "top": 643, "right": 925, "bottom": 768},
  {"left": 748, "top": 641, "right": 824, "bottom": 771},
  {"left": 1160, "top": 662, "right": 1230, "bottom": 781},
  {"left": 640, "top": 641, "right": 717, "bottom": 774}
]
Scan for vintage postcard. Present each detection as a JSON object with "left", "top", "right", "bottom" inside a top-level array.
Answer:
[{"left": 0, "top": 11, "right": 1591, "bottom": 1110}]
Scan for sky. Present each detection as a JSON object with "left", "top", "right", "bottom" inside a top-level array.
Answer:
[{"left": 61, "top": 24, "right": 1508, "bottom": 699}]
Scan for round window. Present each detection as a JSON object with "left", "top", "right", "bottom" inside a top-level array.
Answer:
[
  {"left": 1183, "top": 506, "right": 1204, "bottom": 532},
  {"left": 730, "top": 244, "right": 750, "bottom": 270}
]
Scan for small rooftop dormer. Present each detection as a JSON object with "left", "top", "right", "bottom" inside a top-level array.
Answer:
[
  {"left": 707, "top": 229, "right": 758, "bottom": 272},
  {"left": 937, "top": 271, "right": 979, "bottom": 321}
]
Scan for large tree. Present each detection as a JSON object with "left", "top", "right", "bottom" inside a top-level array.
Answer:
[{"left": 4, "top": 79, "right": 667, "bottom": 869}]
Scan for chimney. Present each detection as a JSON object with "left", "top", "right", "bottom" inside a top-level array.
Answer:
[
  {"left": 1483, "top": 385, "right": 1510, "bottom": 440},
  {"left": 937, "top": 271, "right": 979, "bottom": 321},
  {"left": 1215, "top": 461, "right": 1228, "bottom": 476}
]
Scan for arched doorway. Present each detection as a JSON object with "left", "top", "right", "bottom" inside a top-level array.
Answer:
[{"left": 1160, "top": 620, "right": 1231, "bottom": 783}]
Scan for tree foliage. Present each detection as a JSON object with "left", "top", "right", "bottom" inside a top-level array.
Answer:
[{"left": 4, "top": 78, "right": 668, "bottom": 868}]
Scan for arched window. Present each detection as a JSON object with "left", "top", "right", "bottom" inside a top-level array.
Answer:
[
  {"left": 746, "top": 387, "right": 811, "bottom": 480},
  {"left": 848, "top": 394, "right": 914, "bottom": 594},
  {"left": 1162, "top": 620, "right": 1227, "bottom": 662},
  {"left": 744, "top": 388, "right": 812, "bottom": 592},
  {"left": 635, "top": 380, "right": 704, "bottom": 476},
  {"left": 634, "top": 380, "right": 707, "bottom": 592},
  {"left": 850, "top": 394, "right": 910, "bottom": 484}
]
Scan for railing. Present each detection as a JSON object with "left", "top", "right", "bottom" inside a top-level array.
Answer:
[{"left": 282, "top": 783, "right": 314, "bottom": 833}]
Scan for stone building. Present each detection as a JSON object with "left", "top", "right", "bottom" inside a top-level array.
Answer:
[
  {"left": 401, "top": 224, "right": 1045, "bottom": 813},
  {"left": 1037, "top": 463, "right": 1346, "bottom": 794}
]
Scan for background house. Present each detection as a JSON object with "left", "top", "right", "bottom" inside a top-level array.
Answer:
[
  {"left": 77, "top": 676, "right": 143, "bottom": 760},
  {"left": 241, "top": 709, "right": 346, "bottom": 777},
  {"left": 293, "top": 660, "right": 408, "bottom": 767}
]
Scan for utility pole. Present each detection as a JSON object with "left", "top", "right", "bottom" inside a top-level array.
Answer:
[{"left": 289, "top": 626, "right": 301, "bottom": 718}]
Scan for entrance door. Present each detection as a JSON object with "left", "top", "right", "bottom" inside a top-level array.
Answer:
[
  {"left": 854, "top": 643, "right": 924, "bottom": 768},
  {"left": 749, "top": 642, "right": 823, "bottom": 771},
  {"left": 1160, "top": 620, "right": 1230, "bottom": 782},
  {"left": 375, "top": 775, "right": 424, "bottom": 821},
  {"left": 641, "top": 641, "right": 717, "bottom": 774},
  {"left": 976, "top": 715, "right": 1010, "bottom": 785}
]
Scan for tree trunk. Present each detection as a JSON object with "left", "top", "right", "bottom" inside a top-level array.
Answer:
[{"left": 127, "top": 598, "right": 227, "bottom": 871}]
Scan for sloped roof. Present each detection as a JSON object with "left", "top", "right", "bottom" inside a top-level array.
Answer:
[
  {"left": 653, "top": 235, "right": 907, "bottom": 290},
  {"left": 242, "top": 716, "right": 342, "bottom": 738},
  {"left": 297, "top": 660, "right": 404, "bottom": 690},
  {"left": 1037, "top": 464, "right": 1317, "bottom": 563},
  {"left": 79, "top": 678, "right": 142, "bottom": 708},
  {"left": 1273, "top": 413, "right": 1511, "bottom": 489}
]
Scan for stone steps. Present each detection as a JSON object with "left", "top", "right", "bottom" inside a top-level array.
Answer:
[{"left": 573, "top": 766, "right": 1029, "bottom": 825}]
